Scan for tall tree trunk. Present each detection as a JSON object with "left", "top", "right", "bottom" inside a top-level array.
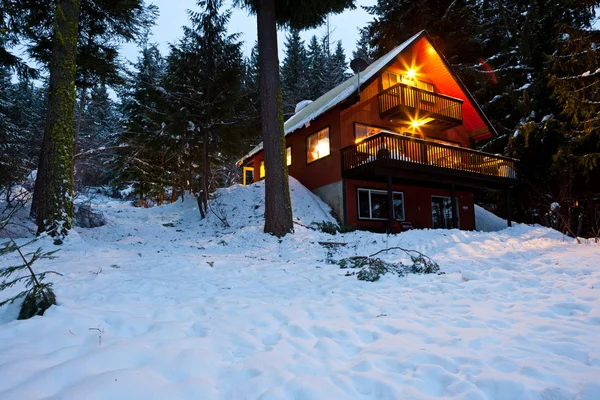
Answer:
[
  {"left": 72, "top": 84, "right": 87, "bottom": 190},
  {"left": 73, "top": 85, "right": 87, "bottom": 158},
  {"left": 31, "top": 0, "right": 81, "bottom": 239},
  {"left": 202, "top": 129, "right": 209, "bottom": 213},
  {"left": 256, "top": 0, "right": 293, "bottom": 237}
]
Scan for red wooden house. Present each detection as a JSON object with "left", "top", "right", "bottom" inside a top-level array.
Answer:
[{"left": 238, "top": 31, "right": 517, "bottom": 232}]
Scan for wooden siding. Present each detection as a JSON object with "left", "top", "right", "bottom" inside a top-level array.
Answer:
[
  {"left": 253, "top": 109, "right": 342, "bottom": 190},
  {"left": 345, "top": 179, "right": 475, "bottom": 231}
]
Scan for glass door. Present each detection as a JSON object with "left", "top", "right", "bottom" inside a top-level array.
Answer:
[{"left": 431, "top": 196, "right": 459, "bottom": 229}]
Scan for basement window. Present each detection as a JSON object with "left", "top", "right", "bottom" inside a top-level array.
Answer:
[
  {"left": 358, "top": 188, "right": 405, "bottom": 221},
  {"left": 307, "top": 128, "right": 330, "bottom": 163}
]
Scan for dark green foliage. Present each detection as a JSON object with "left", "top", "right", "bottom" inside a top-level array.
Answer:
[
  {"left": 0, "top": 0, "right": 38, "bottom": 77},
  {"left": 21, "top": 0, "right": 158, "bottom": 89},
  {"left": 75, "top": 84, "right": 121, "bottom": 188},
  {"left": 116, "top": 44, "right": 169, "bottom": 205},
  {"left": 233, "top": 0, "right": 355, "bottom": 30},
  {"left": 337, "top": 253, "right": 441, "bottom": 282},
  {"left": 306, "top": 35, "right": 326, "bottom": 100},
  {"left": 313, "top": 220, "right": 356, "bottom": 235},
  {"left": 313, "top": 220, "right": 339, "bottom": 235},
  {"left": 18, "top": 284, "right": 56, "bottom": 320},
  {"left": 0, "top": 69, "right": 45, "bottom": 198},
  {"left": 352, "top": 28, "right": 373, "bottom": 64}
]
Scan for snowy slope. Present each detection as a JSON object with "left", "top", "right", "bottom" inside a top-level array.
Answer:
[
  {"left": 1, "top": 179, "right": 599, "bottom": 400},
  {"left": 474, "top": 205, "right": 509, "bottom": 232}
]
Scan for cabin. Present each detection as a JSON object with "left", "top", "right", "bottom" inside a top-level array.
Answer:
[{"left": 238, "top": 31, "right": 518, "bottom": 232}]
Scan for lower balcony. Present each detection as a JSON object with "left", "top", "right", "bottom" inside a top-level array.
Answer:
[{"left": 341, "top": 132, "right": 518, "bottom": 189}]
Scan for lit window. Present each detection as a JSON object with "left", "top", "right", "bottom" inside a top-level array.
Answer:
[
  {"left": 355, "top": 123, "right": 397, "bottom": 142},
  {"left": 259, "top": 161, "right": 265, "bottom": 178},
  {"left": 418, "top": 81, "right": 435, "bottom": 92},
  {"left": 358, "top": 189, "right": 405, "bottom": 220},
  {"left": 382, "top": 71, "right": 399, "bottom": 90},
  {"left": 307, "top": 128, "right": 330, "bottom": 163},
  {"left": 286, "top": 146, "right": 292, "bottom": 166}
]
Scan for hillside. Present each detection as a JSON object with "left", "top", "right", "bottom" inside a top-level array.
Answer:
[{"left": 0, "top": 178, "right": 599, "bottom": 400}]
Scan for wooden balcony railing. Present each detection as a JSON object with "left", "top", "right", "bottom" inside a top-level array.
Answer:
[
  {"left": 341, "top": 132, "right": 518, "bottom": 181},
  {"left": 378, "top": 82, "right": 463, "bottom": 123}
]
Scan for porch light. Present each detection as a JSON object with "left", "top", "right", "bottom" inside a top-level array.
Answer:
[
  {"left": 407, "top": 69, "right": 417, "bottom": 79},
  {"left": 411, "top": 119, "right": 423, "bottom": 128}
]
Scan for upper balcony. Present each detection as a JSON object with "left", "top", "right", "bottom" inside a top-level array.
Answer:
[
  {"left": 341, "top": 132, "right": 518, "bottom": 189},
  {"left": 378, "top": 82, "right": 463, "bottom": 130}
]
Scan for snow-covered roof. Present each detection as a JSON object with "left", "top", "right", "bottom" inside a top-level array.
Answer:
[{"left": 238, "top": 31, "right": 426, "bottom": 165}]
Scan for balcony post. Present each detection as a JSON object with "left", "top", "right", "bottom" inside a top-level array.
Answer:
[
  {"left": 450, "top": 184, "right": 458, "bottom": 229},
  {"left": 505, "top": 186, "right": 512, "bottom": 227},
  {"left": 387, "top": 174, "right": 395, "bottom": 234}
]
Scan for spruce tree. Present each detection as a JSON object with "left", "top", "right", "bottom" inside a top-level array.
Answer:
[
  {"left": 548, "top": 2, "right": 600, "bottom": 174},
  {"left": 306, "top": 35, "right": 325, "bottom": 101},
  {"left": 117, "top": 44, "right": 167, "bottom": 206},
  {"left": 75, "top": 84, "right": 121, "bottom": 188},
  {"left": 164, "top": 0, "right": 247, "bottom": 213},
  {"left": 281, "top": 29, "right": 310, "bottom": 117},
  {"left": 352, "top": 28, "right": 373, "bottom": 64},
  {"left": 330, "top": 40, "right": 350, "bottom": 87}
]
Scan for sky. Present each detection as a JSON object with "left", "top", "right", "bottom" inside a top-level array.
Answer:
[{"left": 120, "top": 0, "right": 378, "bottom": 64}]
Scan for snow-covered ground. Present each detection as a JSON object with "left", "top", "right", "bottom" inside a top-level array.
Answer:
[{"left": 1, "top": 178, "right": 599, "bottom": 400}]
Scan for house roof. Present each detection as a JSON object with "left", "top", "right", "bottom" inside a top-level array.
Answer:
[{"left": 238, "top": 30, "right": 496, "bottom": 165}]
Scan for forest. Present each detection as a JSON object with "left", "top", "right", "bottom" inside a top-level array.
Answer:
[{"left": 1, "top": 0, "right": 599, "bottom": 238}]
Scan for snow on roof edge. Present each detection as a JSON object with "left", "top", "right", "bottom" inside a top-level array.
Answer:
[{"left": 237, "top": 31, "right": 425, "bottom": 165}]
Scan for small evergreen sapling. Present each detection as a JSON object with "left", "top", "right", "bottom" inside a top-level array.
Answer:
[{"left": 0, "top": 225, "right": 61, "bottom": 319}]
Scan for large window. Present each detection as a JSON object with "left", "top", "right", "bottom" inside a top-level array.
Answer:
[
  {"left": 431, "top": 196, "right": 459, "bottom": 229},
  {"left": 354, "top": 123, "right": 394, "bottom": 142},
  {"left": 382, "top": 71, "right": 399, "bottom": 90},
  {"left": 307, "top": 128, "right": 330, "bottom": 163},
  {"left": 259, "top": 161, "right": 265, "bottom": 178},
  {"left": 358, "top": 188, "right": 405, "bottom": 220}
]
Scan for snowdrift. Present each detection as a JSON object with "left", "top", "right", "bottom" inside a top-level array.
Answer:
[{"left": 0, "top": 178, "right": 599, "bottom": 400}]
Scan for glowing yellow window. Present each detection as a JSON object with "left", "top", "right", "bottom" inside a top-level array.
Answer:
[
  {"left": 307, "top": 128, "right": 330, "bottom": 163},
  {"left": 286, "top": 146, "right": 291, "bottom": 166},
  {"left": 259, "top": 161, "right": 265, "bottom": 178}
]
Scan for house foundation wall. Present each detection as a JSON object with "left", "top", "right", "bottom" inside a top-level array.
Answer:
[{"left": 312, "top": 180, "right": 345, "bottom": 224}]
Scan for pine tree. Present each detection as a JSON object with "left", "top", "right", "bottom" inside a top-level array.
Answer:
[
  {"left": 75, "top": 84, "right": 121, "bottom": 188},
  {"left": 164, "top": 0, "right": 248, "bottom": 213},
  {"left": 306, "top": 35, "right": 325, "bottom": 100},
  {"left": 281, "top": 29, "right": 310, "bottom": 117},
  {"left": 330, "top": 40, "right": 350, "bottom": 86},
  {"left": 352, "top": 27, "right": 373, "bottom": 64},
  {"left": 0, "top": 66, "right": 21, "bottom": 199},
  {"left": 117, "top": 44, "right": 168, "bottom": 206},
  {"left": 548, "top": 2, "right": 600, "bottom": 174}
]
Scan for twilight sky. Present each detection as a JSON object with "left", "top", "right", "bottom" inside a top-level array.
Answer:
[{"left": 120, "top": 0, "right": 377, "bottom": 64}]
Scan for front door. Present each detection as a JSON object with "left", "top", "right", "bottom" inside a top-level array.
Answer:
[{"left": 431, "top": 196, "right": 459, "bottom": 229}]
